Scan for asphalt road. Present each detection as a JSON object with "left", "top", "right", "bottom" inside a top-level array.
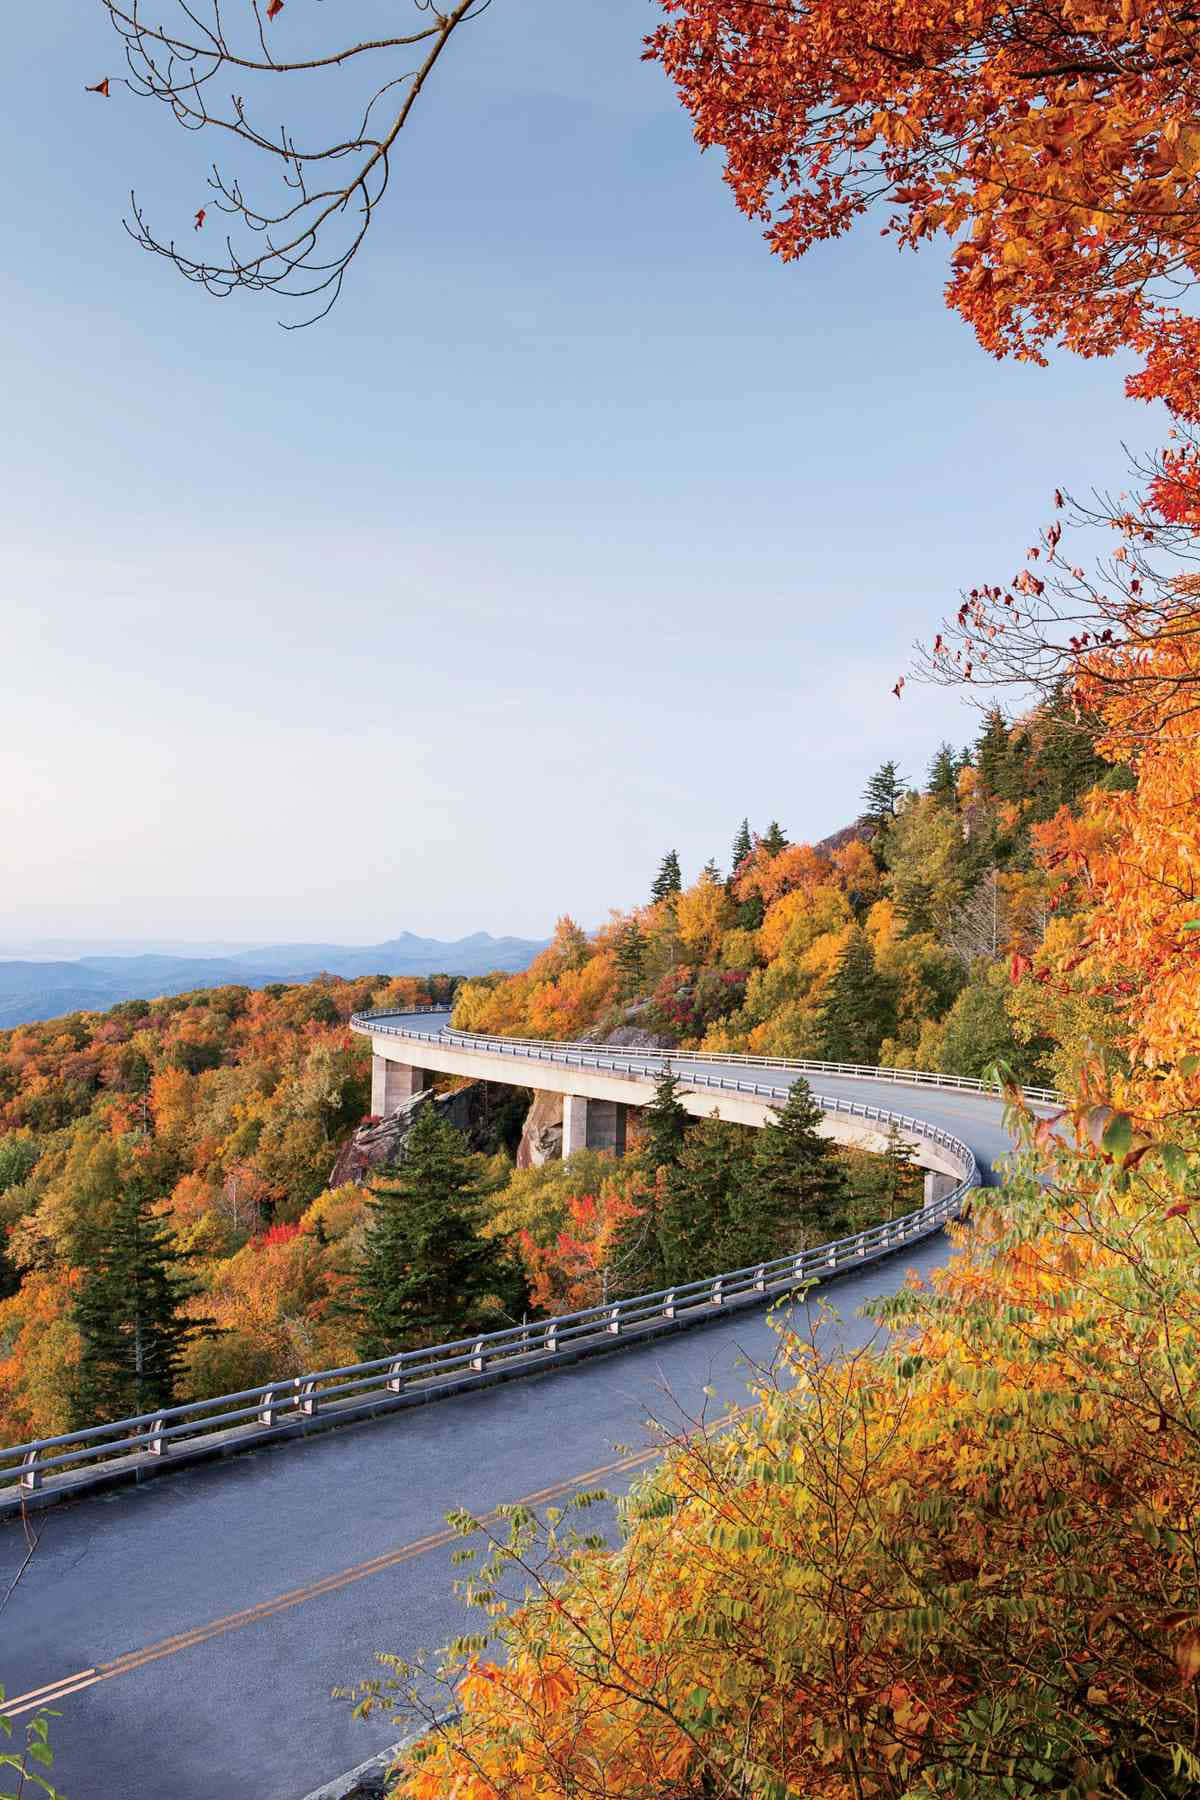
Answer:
[{"left": 0, "top": 1026, "right": 1022, "bottom": 1800}]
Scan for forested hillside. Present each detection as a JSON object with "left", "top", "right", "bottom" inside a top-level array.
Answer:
[
  {"left": 0, "top": 702, "right": 1129, "bottom": 1450},
  {"left": 0, "top": 973, "right": 452, "bottom": 1441},
  {"left": 453, "top": 700, "right": 1128, "bottom": 1093}
]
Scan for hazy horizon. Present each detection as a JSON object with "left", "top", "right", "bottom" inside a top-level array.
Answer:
[{"left": 5, "top": 2, "right": 1161, "bottom": 943}]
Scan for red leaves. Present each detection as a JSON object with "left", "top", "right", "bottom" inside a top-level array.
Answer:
[
  {"left": 891, "top": 677, "right": 904, "bottom": 699},
  {"left": 266, "top": 0, "right": 285, "bottom": 17},
  {"left": 1010, "top": 951, "right": 1032, "bottom": 984},
  {"left": 86, "top": 78, "right": 110, "bottom": 97},
  {"left": 194, "top": 208, "right": 206, "bottom": 230},
  {"left": 1165, "top": 1203, "right": 1192, "bottom": 1219},
  {"left": 933, "top": 634, "right": 944, "bottom": 654}
]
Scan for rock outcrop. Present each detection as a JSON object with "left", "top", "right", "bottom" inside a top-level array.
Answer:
[
  {"left": 515, "top": 1088, "right": 563, "bottom": 1169},
  {"left": 328, "top": 1080, "right": 503, "bottom": 1186}
]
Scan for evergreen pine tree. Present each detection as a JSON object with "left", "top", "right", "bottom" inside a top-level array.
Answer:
[
  {"left": 736, "top": 893, "right": 766, "bottom": 931},
  {"left": 860, "top": 760, "right": 905, "bottom": 832},
  {"left": 71, "top": 1171, "right": 210, "bottom": 1427},
  {"left": 1029, "top": 694, "right": 1110, "bottom": 819},
  {"left": 817, "top": 927, "right": 893, "bottom": 1064},
  {"left": 730, "top": 817, "right": 753, "bottom": 872},
  {"left": 701, "top": 857, "right": 722, "bottom": 884},
  {"left": 637, "top": 1070, "right": 690, "bottom": 1177},
  {"left": 650, "top": 850, "right": 683, "bottom": 905},
  {"left": 926, "top": 742, "right": 959, "bottom": 807},
  {"left": 658, "top": 1116, "right": 755, "bottom": 1284},
  {"left": 614, "top": 918, "right": 648, "bottom": 993},
  {"left": 760, "top": 820, "right": 788, "bottom": 857},
  {"left": 975, "top": 708, "right": 1013, "bottom": 799},
  {"left": 877, "top": 1121, "right": 923, "bottom": 1219},
  {"left": 351, "top": 1103, "right": 526, "bottom": 1357},
  {"left": 741, "top": 1078, "right": 850, "bottom": 1250}
]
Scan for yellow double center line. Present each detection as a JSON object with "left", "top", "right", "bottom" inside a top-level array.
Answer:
[{"left": 4, "top": 1414, "right": 741, "bottom": 1720}]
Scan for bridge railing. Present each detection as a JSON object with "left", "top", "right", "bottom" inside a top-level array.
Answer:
[
  {"left": 351, "top": 1010, "right": 1059, "bottom": 1105},
  {"left": 0, "top": 1092, "right": 977, "bottom": 1509}
]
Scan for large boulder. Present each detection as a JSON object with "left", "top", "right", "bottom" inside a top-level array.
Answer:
[
  {"left": 328, "top": 1081, "right": 497, "bottom": 1186},
  {"left": 515, "top": 1089, "right": 563, "bottom": 1169},
  {"left": 600, "top": 1025, "right": 677, "bottom": 1050}
]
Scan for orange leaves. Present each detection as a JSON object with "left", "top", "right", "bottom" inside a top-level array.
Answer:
[
  {"left": 85, "top": 78, "right": 110, "bottom": 97},
  {"left": 648, "top": 1, "right": 1200, "bottom": 418},
  {"left": 266, "top": 0, "right": 285, "bottom": 18},
  {"left": 194, "top": 208, "right": 206, "bottom": 230}
]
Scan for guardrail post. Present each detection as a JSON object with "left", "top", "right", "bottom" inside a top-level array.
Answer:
[
  {"left": 386, "top": 1359, "right": 406, "bottom": 1394},
  {"left": 754, "top": 1265, "right": 766, "bottom": 1292},
  {"left": 793, "top": 1254, "right": 806, "bottom": 1279},
  {"left": 258, "top": 1387, "right": 278, "bottom": 1427},
  {"left": 545, "top": 1321, "right": 557, "bottom": 1354},
  {"left": 147, "top": 1416, "right": 169, "bottom": 1457},
  {"left": 608, "top": 1306, "right": 621, "bottom": 1336},
  {"left": 471, "top": 1339, "right": 487, "bottom": 1372},
  {"left": 856, "top": 1233, "right": 866, "bottom": 1257},
  {"left": 298, "top": 1379, "right": 319, "bottom": 1417},
  {"left": 663, "top": 1289, "right": 676, "bottom": 1320},
  {"left": 711, "top": 1277, "right": 724, "bottom": 1306},
  {"left": 19, "top": 1448, "right": 41, "bottom": 1492}
]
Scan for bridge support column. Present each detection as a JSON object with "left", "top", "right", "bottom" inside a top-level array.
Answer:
[
  {"left": 562, "top": 1096, "right": 628, "bottom": 1158},
  {"left": 924, "top": 1169, "right": 958, "bottom": 1206},
  {"left": 371, "top": 1054, "right": 433, "bottom": 1117}
]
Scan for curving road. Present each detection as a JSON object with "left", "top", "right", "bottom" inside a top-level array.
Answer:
[{"left": 0, "top": 1020, "right": 1023, "bottom": 1800}]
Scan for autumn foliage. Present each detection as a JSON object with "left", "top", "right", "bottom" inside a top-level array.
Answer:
[
  {"left": 389, "top": 1108, "right": 1200, "bottom": 1799},
  {"left": 0, "top": 974, "right": 440, "bottom": 1440},
  {"left": 649, "top": 0, "right": 1200, "bottom": 419}
]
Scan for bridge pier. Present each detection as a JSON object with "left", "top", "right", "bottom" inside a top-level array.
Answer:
[
  {"left": 371, "top": 1054, "right": 433, "bottom": 1117},
  {"left": 562, "top": 1096, "right": 628, "bottom": 1158},
  {"left": 924, "top": 1169, "right": 958, "bottom": 1206}
]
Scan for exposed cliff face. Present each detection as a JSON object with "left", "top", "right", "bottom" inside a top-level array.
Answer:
[
  {"left": 328, "top": 1080, "right": 519, "bottom": 1186},
  {"left": 515, "top": 1089, "right": 563, "bottom": 1169}
]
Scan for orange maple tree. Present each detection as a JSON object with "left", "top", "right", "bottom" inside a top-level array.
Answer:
[{"left": 649, "top": 0, "right": 1200, "bottom": 417}]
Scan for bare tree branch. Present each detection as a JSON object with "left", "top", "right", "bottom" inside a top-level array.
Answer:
[
  {"left": 96, "top": 1, "right": 493, "bottom": 323},
  {"left": 912, "top": 423, "right": 1200, "bottom": 740}
]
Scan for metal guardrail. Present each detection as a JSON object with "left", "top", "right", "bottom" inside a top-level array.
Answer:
[
  {"left": 0, "top": 1067, "right": 977, "bottom": 1507},
  {"left": 350, "top": 1007, "right": 1060, "bottom": 1105}
]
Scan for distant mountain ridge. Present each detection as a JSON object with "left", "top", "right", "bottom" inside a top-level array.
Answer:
[{"left": 0, "top": 931, "right": 549, "bottom": 1030}]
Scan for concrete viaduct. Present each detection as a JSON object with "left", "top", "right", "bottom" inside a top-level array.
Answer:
[{"left": 360, "top": 1007, "right": 975, "bottom": 1200}]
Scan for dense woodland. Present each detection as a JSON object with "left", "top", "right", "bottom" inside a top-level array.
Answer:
[
  {"left": 453, "top": 701, "right": 1126, "bottom": 1090},
  {"left": 0, "top": 703, "right": 1123, "bottom": 1449}
]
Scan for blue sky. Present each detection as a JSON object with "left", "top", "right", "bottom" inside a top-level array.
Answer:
[{"left": 2, "top": 1, "right": 1160, "bottom": 944}]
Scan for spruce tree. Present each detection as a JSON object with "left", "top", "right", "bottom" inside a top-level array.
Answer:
[
  {"left": 817, "top": 928, "right": 893, "bottom": 1064},
  {"left": 351, "top": 1103, "right": 526, "bottom": 1357},
  {"left": 637, "top": 1070, "right": 690, "bottom": 1177},
  {"left": 614, "top": 918, "right": 648, "bottom": 992},
  {"left": 701, "top": 857, "right": 722, "bottom": 884},
  {"left": 974, "top": 708, "right": 1012, "bottom": 800},
  {"left": 736, "top": 893, "right": 766, "bottom": 931},
  {"left": 650, "top": 850, "right": 683, "bottom": 905},
  {"left": 926, "top": 742, "right": 959, "bottom": 807},
  {"left": 877, "top": 1120, "right": 923, "bottom": 1219},
  {"left": 730, "top": 817, "right": 753, "bottom": 872},
  {"left": 860, "top": 761, "right": 905, "bottom": 832},
  {"left": 741, "top": 1078, "right": 850, "bottom": 1250},
  {"left": 760, "top": 820, "right": 788, "bottom": 857},
  {"left": 71, "top": 1171, "right": 210, "bottom": 1427},
  {"left": 658, "top": 1116, "right": 755, "bottom": 1284}
]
